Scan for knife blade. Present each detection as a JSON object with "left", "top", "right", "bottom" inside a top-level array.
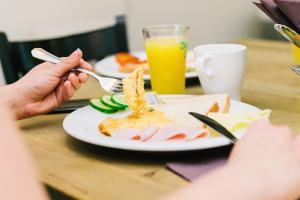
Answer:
[{"left": 189, "top": 112, "right": 237, "bottom": 144}]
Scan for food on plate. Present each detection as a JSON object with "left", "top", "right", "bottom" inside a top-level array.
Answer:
[
  {"left": 153, "top": 100, "right": 219, "bottom": 128},
  {"left": 115, "top": 52, "right": 195, "bottom": 74},
  {"left": 100, "top": 95, "right": 127, "bottom": 110},
  {"left": 115, "top": 53, "right": 141, "bottom": 65},
  {"left": 111, "top": 94, "right": 128, "bottom": 108},
  {"left": 90, "top": 95, "right": 127, "bottom": 114},
  {"left": 99, "top": 67, "right": 220, "bottom": 141},
  {"left": 208, "top": 110, "right": 272, "bottom": 133},
  {"left": 97, "top": 68, "right": 271, "bottom": 142},
  {"left": 160, "top": 94, "right": 230, "bottom": 113},
  {"left": 122, "top": 67, "right": 146, "bottom": 116},
  {"left": 99, "top": 67, "right": 173, "bottom": 136},
  {"left": 89, "top": 99, "right": 118, "bottom": 114},
  {"left": 119, "top": 62, "right": 150, "bottom": 74},
  {"left": 100, "top": 111, "right": 172, "bottom": 137},
  {"left": 115, "top": 53, "right": 149, "bottom": 74}
]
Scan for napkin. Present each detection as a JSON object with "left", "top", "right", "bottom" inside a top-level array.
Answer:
[
  {"left": 254, "top": 0, "right": 300, "bottom": 33},
  {"left": 166, "top": 146, "right": 231, "bottom": 181},
  {"left": 274, "top": 0, "right": 300, "bottom": 31}
]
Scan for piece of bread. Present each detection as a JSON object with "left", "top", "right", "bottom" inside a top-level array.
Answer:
[
  {"left": 153, "top": 100, "right": 219, "bottom": 128},
  {"left": 160, "top": 94, "right": 230, "bottom": 113}
]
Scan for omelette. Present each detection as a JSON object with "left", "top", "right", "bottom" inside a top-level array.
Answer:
[{"left": 99, "top": 67, "right": 172, "bottom": 136}]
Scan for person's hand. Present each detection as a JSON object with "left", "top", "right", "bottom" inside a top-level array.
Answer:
[
  {"left": 163, "top": 120, "right": 300, "bottom": 200},
  {"left": 227, "top": 120, "right": 300, "bottom": 200},
  {"left": 3, "top": 49, "right": 93, "bottom": 119}
]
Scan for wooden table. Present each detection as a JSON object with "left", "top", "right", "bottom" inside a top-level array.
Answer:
[{"left": 18, "top": 39, "right": 300, "bottom": 200}]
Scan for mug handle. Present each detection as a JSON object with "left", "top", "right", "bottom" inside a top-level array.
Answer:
[{"left": 195, "top": 55, "right": 213, "bottom": 77}]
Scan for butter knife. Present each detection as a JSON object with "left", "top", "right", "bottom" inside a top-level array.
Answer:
[{"left": 189, "top": 112, "right": 238, "bottom": 144}]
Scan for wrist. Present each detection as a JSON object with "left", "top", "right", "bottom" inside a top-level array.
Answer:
[{"left": 0, "top": 82, "right": 27, "bottom": 120}]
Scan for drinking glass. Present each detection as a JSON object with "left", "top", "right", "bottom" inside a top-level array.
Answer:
[{"left": 143, "top": 25, "right": 189, "bottom": 94}]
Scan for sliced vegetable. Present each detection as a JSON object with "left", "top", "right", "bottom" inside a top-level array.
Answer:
[
  {"left": 89, "top": 99, "right": 118, "bottom": 114},
  {"left": 101, "top": 95, "right": 126, "bottom": 110},
  {"left": 111, "top": 94, "right": 128, "bottom": 108}
]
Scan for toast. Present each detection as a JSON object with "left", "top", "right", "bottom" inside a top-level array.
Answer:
[
  {"left": 153, "top": 100, "right": 219, "bottom": 128},
  {"left": 160, "top": 94, "right": 230, "bottom": 113}
]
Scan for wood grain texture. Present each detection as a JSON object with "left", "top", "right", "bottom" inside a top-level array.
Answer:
[{"left": 17, "top": 39, "right": 300, "bottom": 200}]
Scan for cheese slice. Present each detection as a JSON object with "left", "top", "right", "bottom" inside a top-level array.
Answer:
[{"left": 208, "top": 109, "right": 272, "bottom": 134}]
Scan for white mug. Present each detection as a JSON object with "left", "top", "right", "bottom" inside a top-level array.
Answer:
[{"left": 193, "top": 44, "right": 246, "bottom": 101}]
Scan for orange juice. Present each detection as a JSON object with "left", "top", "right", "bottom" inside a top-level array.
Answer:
[
  {"left": 291, "top": 44, "right": 300, "bottom": 65},
  {"left": 145, "top": 36, "right": 188, "bottom": 94}
]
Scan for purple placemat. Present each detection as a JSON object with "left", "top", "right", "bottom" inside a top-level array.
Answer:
[{"left": 166, "top": 147, "right": 231, "bottom": 181}]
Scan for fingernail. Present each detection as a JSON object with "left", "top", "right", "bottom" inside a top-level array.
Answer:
[{"left": 72, "top": 48, "right": 81, "bottom": 57}]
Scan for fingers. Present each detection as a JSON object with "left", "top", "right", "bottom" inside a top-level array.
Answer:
[
  {"left": 67, "top": 71, "right": 89, "bottom": 89},
  {"left": 79, "top": 59, "right": 93, "bottom": 70},
  {"left": 62, "top": 81, "right": 76, "bottom": 101},
  {"left": 68, "top": 73, "right": 81, "bottom": 90},
  {"left": 53, "top": 49, "right": 83, "bottom": 77},
  {"left": 78, "top": 73, "right": 89, "bottom": 83}
]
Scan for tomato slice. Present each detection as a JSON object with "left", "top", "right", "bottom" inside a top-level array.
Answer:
[{"left": 115, "top": 53, "right": 143, "bottom": 65}]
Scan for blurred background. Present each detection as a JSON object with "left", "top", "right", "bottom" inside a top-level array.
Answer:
[{"left": 0, "top": 0, "right": 282, "bottom": 84}]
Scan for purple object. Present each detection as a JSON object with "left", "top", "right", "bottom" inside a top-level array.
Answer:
[
  {"left": 254, "top": 2, "right": 280, "bottom": 23},
  {"left": 166, "top": 147, "right": 231, "bottom": 181},
  {"left": 254, "top": 0, "right": 300, "bottom": 33},
  {"left": 254, "top": 0, "right": 297, "bottom": 30},
  {"left": 275, "top": 0, "right": 300, "bottom": 32},
  {"left": 167, "top": 158, "right": 227, "bottom": 181}
]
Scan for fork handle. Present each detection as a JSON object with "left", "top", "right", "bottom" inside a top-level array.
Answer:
[{"left": 31, "top": 48, "right": 102, "bottom": 80}]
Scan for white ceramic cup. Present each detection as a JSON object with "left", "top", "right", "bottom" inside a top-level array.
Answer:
[{"left": 193, "top": 44, "right": 246, "bottom": 101}]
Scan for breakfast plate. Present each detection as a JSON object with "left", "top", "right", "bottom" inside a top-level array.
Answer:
[
  {"left": 94, "top": 51, "right": 198, "bottom": 80},
  {"left": 63, "top": 95, "right": 261, "bottom": 152}
]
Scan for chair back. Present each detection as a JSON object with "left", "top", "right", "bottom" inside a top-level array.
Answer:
[{"left": 0, "top": 15, "right": 128, "bottom": 83}]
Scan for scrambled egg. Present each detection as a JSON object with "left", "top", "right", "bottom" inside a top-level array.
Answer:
[
  {"left": 99, "top": 67, "right": 171, "bottom": 136},
  {"left": 99, "top": 110, "right": 172, "bottom": 136},
  {"left": 122, "top": 67, "right": 146, "bottom": 116}
]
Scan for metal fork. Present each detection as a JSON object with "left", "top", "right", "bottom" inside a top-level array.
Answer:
[{"left": 31, "top": 48, "right": 123, "bottom": 94}]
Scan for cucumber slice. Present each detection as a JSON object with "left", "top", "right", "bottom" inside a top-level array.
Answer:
[
  {"left": 89, "top": 99, "right": 118, "bottom": 114},
  {"left": 111, "top": 94, "right": 128, "bottom": 108},
  {"left": 101, "top": 95, "right": 126, "bottom": 110}
]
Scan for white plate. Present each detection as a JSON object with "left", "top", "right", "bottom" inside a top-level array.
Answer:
[
  {"left": 63, "top": 95, "right": 261, "bottom": 152},
  {"left": 95, "top": 51, "right": 198, "bottom": 80}
]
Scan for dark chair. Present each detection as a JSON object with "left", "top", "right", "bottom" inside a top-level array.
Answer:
[{"left": 0, "top": 15, "right": 128, "bottom": 84}]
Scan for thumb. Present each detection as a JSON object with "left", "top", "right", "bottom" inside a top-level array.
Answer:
[{"left": 53, "top": 48, "right": 83, "bottom": 76}]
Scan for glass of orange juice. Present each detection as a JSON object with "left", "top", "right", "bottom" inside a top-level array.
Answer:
[
  {"left": 143, "top": 25, "right": 189, "bottom": 94},
  {"left": 291, "top": 44, "right": 300, "bottom": 65}
]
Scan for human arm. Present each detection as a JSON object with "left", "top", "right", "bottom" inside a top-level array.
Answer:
[
  {"left": 1, "top": 48, "right": 92, "bottom": 120},
  {"left": 0, "top": 100, "right": 49, "bottom": 200},
  {"left": 163, "top": 120, "right": 300, "bottom": 200}
]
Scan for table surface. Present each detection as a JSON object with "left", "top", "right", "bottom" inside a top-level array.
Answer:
[{"left": 18, "top": 39, "right": 300, "bottom": 200}]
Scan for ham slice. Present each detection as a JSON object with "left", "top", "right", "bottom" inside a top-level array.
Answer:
[
  {"left": 111, "top": 126, "right": 158, "bottom": 141},
  {"left": 111, "top": 125, "right": 209, "bottom": 142},
  {"left": 146, "top": 125, "right": 209, "bottom": 142}
]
